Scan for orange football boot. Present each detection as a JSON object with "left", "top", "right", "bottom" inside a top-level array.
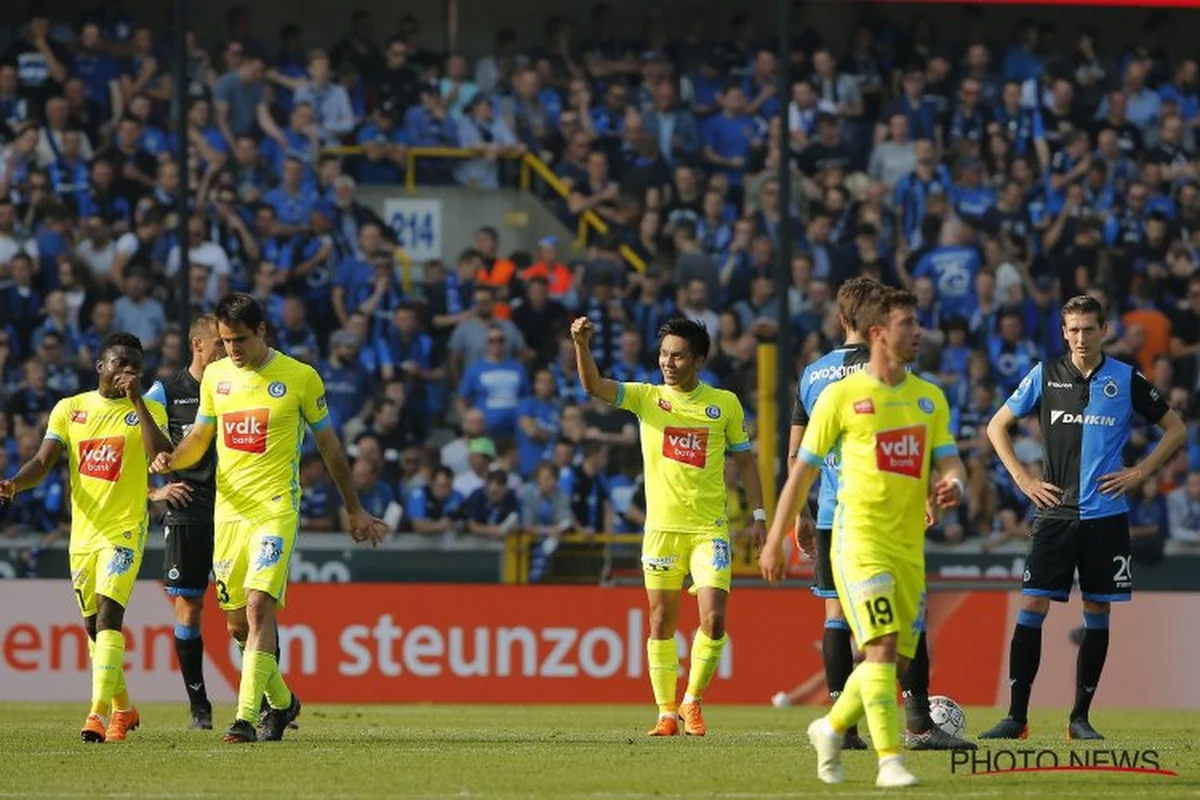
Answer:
[
  {"left": 106, "top": 707, "right": 140, "bottom": 742},
  {"left": 647, "top": 714, "right": 680, "bottom": 737},
  {"left": 679, "top": 701, "right": 707, "bottom": 736},
  {"left": 81, "top": 714, "right": 107, "bottom": 743}
]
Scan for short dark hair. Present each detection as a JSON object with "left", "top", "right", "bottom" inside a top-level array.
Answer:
[
  {"left": 864, "top": 288, "right": 917, "bottom": 331},
  {"left": 657, "top": 317, "right": 711, "bottom": 360},
  {"left": 190, "top": 313, "right": 217, "bottom": 340},
  {"left": 837, "top": 277, "right": 882, "bottom": 334},
  {"left": 215, "top": 292, "right": 266, "bottom": 330},
  {"left": 99, "top": 331, "right": 144, "bottom": 360},
  {"left": 1060, "top": 294, "right": 1106, "bottom": 326}
]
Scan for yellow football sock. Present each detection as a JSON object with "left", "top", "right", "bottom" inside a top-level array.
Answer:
[
  {"left": 647, "top": 638, "right": 678, "bottom": 714},
  {"left": 683, "top": 630, "right": 726, "bottom": 702},
  {"left": 112, "top": 667, "right": 131, "bottom": 713},
  {"left": 236, "top": 651, "right": 278, "bottom": 723},
  {"left": 859, "top": 661, "right": 901, "bottom": 758},
  {"left": 826, "top": 665, "right": 865, "bottom": 734},
  {"left": 90, "top": 630, "right": 124, "bottom": 716},
  {"left": 265, "top": 661, "right": 293, "bottom": 710}
]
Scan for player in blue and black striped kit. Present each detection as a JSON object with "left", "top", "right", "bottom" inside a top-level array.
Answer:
[
  {"left": 982, "top": 295, "right": 1186, "bottom": 741},
  {"left": 778, "top": 277, "right": 974, "bottom": 751}
]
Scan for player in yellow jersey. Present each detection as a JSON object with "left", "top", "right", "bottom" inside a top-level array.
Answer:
[
  {"left": 0, "top": 333, "right": 170, "bottom": 743},
  {"left": 572, "top": 315, "right": 766, "bottom": 737},
  {"left": 760, "top": 288, "right": 967, "bottom": 788},
  {"left": 150, "top": 293, "right": 387, "bottom": 743}
]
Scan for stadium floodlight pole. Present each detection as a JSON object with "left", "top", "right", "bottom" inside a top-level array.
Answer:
[
  {"left": 174, "top": 0, "right": 191, "bottom": 331},
  {"left": 774, "top": 0, "right": 794, "bottom": 490}
]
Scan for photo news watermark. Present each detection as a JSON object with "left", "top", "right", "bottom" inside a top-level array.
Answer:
[{"left": 951, "top": 748, "right": 1178, "bottom": 777}]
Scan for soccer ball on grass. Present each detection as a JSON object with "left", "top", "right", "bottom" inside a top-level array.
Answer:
[{"left": 928, "top": 695, "right": 966, "bottom": 738}]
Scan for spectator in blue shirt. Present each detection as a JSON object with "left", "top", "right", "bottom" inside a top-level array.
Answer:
[
  {"left": 356, "top": 102, "right": 408, "bottom": 185},
  {"left": 263, "top": 156, "right": 317, "bottom": 234},
  {"left": 318, "top": 328, "right": 371, "bottom": 437},
  {"left": 516, "top": 368, "right": 562, "bottom": 477},
  {"left": 912, "top": 220, "right": 983, "bottom": 323},
  {"left": 380, "top": 303, "right": 440, "bottom": 418},
  {"left": 987, "top": 309, "right": 1040, "bottom": 397},
  {"left": 519, "top": 462, "right": 574, "bottom": 581},
  {"left": 340, "top": 457, "right": 397, "bottom": 529},
  {"left": 404, "top": 82, "right": 460, "bottom": 183},
  {"left": 893, "top": 139, "right": 952, "bottom": 246},
  {"left": 299, "top": 452, "right": 337, "bottom": 531},
  {"left": 703, "top": 82, "right": 759, "bottom": 195},
  {"left": 950, "top": 159, "right": 996, "bottom": 225},
  {"left": 642, "top": 79, "right": 700, "bottom": 168},
  {"left": 74, "top": 23, "right": 122, "bottom": 119},
  {"left": 332, "top": 221, "right": 385, "bottom": 326},
  {"left": 464, "top": 470, "right": 520, "bottom": 540},
  {"left": 457, "top": 324, "right": 531, "bottom": 439},
  {"left": 879, "top": 65, "right": 939, "bottom": 144},
  {"left": 1001, "top": 20, "right": 1042, "bottom": 84},
  {"left": 259, "top": 103, "right": 319, "bottom": 181},
  {"left": 455, "top": 94, "right": 522, "bottom": 190},
  {"left": 407, "top": 466, "right": 464, "bottom": 536},
  {"left": 289, "top": 49, "right": 357, "bottom": 142}
]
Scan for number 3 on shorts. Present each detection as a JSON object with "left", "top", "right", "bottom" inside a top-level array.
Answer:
[{"left": 216, "top": 580, "right": 230, "bottom": 605}]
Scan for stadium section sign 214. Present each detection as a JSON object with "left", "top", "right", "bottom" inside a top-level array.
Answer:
[{"left": 385, "top": 198, "right": 441, "bottom": 261}]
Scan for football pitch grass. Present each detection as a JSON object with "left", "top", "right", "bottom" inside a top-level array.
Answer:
[{"left": 2, "top": 704, "right": 1198, "bottom": 798}]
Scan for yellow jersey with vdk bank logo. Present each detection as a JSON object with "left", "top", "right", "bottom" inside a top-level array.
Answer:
[
  {"left": 196, "top": 349, "right": 331, "bottom": 525},
  {"left": 798, "top": 370, "right": 955, "bottom": 564},
  {"left": 44, "top": 391, "right": 168, "bottom": 552},
  {"left": 612, "top": 381, "right": 750, "bottom": 536}
]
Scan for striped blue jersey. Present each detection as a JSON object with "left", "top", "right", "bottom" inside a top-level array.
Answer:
[{"left": 791, "top": 344, "right": 870, "bottom": 528}]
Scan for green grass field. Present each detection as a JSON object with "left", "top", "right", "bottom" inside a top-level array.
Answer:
[{"left": 1, "top": 704, "right": 1198, "bottom": 798}]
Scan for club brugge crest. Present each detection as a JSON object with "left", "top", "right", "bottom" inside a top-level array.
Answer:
[
  {"left": 268, "top": 381, "right": 287, "bottom": 398},
  {"left": 125, "top": 411, "right": 139, "bottom": 425},
  {"left": 918, "top": 397, "right": 934, "bottom": 413},
  {"left": 1103, "top": 379, "right": 1118, "bottom": 399},
  {"left": 705, "top": 405, "right": 721, "bottom": 419}
]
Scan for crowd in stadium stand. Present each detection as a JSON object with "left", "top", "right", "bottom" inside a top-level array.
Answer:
[{"left": 2, "top": 4, "right": 1200, "bottom": 576}]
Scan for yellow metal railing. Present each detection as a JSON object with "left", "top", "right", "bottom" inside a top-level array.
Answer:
[{"left": 325, "top": 145, "right": 645, "bottom": 272}]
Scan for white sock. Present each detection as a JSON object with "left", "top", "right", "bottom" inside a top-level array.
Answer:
[
  {"left": 682, "top": 693, "right": 698, "bottom": 705},
  {"left": 879, "top": 754, "right": 904, "bottom": 768},
  {"left": 818, "top": 716, "right": 837, "bottom": 738}
]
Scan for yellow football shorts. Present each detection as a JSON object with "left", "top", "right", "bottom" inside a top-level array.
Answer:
[
  {"left": 212, "top": 515, "right": 298, "bottom": 611},
  {"left": 832, "top": 549, "right": 926, "bottom": 659},
  {"left": 641, "top": 529, "right": 733, "bottom": 592},
  {"left": 70, "top": 523, "right": 148, "bottom": 617}
]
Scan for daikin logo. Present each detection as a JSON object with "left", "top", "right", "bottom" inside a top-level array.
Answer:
[{"left": 1050, "top": 410, "right": 1116, "bottom": 426}]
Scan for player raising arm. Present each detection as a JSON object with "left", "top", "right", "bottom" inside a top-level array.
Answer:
[
  {"left": 980, "top": 295, "right": 1186, "bottom": 742},
  {"left": 760, "top": 288, "right": 966, "bottom": 788},
  {"left": 150, "top": 293, "right": 386, "bottom": 743},
  {"left": 573, "top": 315, "right": 766, "bottom": 737},
  {"left": 0, "top": 333, "right": 170, "bottom": 743}
]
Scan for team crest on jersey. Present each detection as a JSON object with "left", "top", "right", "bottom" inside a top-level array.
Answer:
[
  {"left": 705, "top": 404, "right": 721, "bottom": 419},
  {"left": 1102, "top": 379, "right": 1119, "bottom": 399},
  {"left": 657, "top": 398, "right": 672, "bottom": 412},
  {"left": 316, "top": 395, "right": 327, "bottom": 410},
  {"left": 268, "top": 381, "right": 287, "bottom": 398},
  {"left": 853, "top": 399, "right": 875, "bottom": 415},
  {"left": 217, "top": 381, "right": 231, "bottom": 395},
  {"left": 78, "top": 436, "right": 124, "bottom": 482},
  {"left": 222, "top": 408, "right": 269, "bottom": 454},
  {"left": 874, "top": 426, "right": 926, "bottom": 479},
  {"left": 70, "top": 410, "right": 87, "bottom": 424},
  {"left": 255, "top": 535, "right": 285, "bottom": 570},
  {"left": 662, "top": 426, "right": 708, "bottom": 468},
  {"left": 124, "top": 411, "right": 139, "bottom": 425},
  {"left": 711, "top": 538, "right": 731, "bottom": 570},
  {"left": 106, "top": 547, "right": 135, "bottom": 577},
  {"left": 918, "top": 397, "right": 934, "bottom": 414}
]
